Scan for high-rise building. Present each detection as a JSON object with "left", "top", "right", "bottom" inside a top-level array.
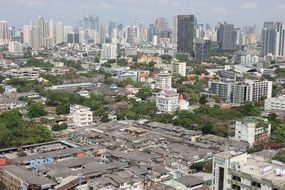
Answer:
[
  {"left": 171, "top": 61, "right": 186, "bottom": 77},
  {"left": 22, "top": 25, "right": 32, "bottom": 46},
  {"left": 217, "top": 22, "right": 236, "bottom": 51},
  {"left": 55, "top": 21, "right": 64, "bottom": 44},
  {"left": 176, "top": 15, "right": 195, "bottom": 55},
  {"left": 261, "top": 22, "right": 285, "bottom": 57},
  {"left": 101, "top": 43, "right": 117, "bottom": 60},
  {"left": 0, "top": 20, "right": 11, "bottom": 45},
  {"left": 194, "top": 39, "right": 211, "bottom": 60},
  {"left": 232, "top": 80, "right": 272, "bottom": 103}
]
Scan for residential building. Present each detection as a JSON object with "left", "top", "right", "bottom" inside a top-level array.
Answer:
[
  {"left": 230, "top": 117, "right": 271, "bottom": 147},
  {"left": 264, "top": 95, "right": 285, "bottom": 111},
  {"left": 240, "top": 54, "right": 259, "bottom": 63},
  {"left": 208, "top": 80, "right": 234, "bottom": 102},
  {"left": 171, "top": 61, "right": 186, "bottom": 77},
  {"left": 261, "top": 22, "right": 285, "bottom": 57},
  {"left": 0, "top": 20, "right": 11, "bottom": 45},
  {"left": 8, "top": 41, "right": 23, "bottom": 54},
  {"left": 55, "top": 21, "right": 64, "bottom": 44},
  {"left": 0, "top": 165, "right": 56, "bottom": 190},
  {"left": 22, "top": 25, "right": 32, "bottom": 47},
  {"left": 156, "top": 88, "right": 179, "bottom": 113},
  {"left": 232, "top": 80, "right": 272, "bottom": 103},
  {"left": 70, "top": 105, "right": 93, "bottom": 127},
  {"left": 209, "top": 79, "right": 272, "bottom": 103},
  {"left": 155, "top": 72, "right": 172, "bottom": 90},
  {"left": 101, "top": 43, "right": 117, "bottom": 60},
  {"left": 217, "top": 22, "right": 236, "bottom": 51},
  {"left": 213, "top": 151, "right": 285, "bottom": 190},
  {"left": 176, "top": 15, "right": 195, "bottom": 55},
  {"left": 194, "top": 39, "right": 211, "bottom": 60}
]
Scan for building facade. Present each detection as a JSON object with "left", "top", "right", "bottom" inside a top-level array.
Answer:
[
  {"left": 171, "top": 61, "right": 186, "bottom": 77},
  {"left": 156, "top": 89, "right": 179, "bottom": 113},
  {"left": 155, "top": 72, "right": 172, "bottom": 90},
  {"left": 176, "top": 15, "right": 195, "bottom": 56},
  {"left": 70, "top": 105, "right": 93, "bottom": 127}
]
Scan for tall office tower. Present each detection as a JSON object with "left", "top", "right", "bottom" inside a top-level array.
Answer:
[
  {"left": 55, "top": 21, "right": 64, "bottom": 44},
  {"left": 79, "top": 29, "right": 86, "bottom": 44},
  {"left": 176, "top": 15, "right": 195, "bottom": 55},
  {"left": 194, "top": 39, "right": 212, "bottom": 60},
  {"left": 0, "top": 20, "right": 11, "bottom": 45},
  {"left": 196, "top": 24, "right": 205, "bottom": 40},
  {"left": 261, "top": 22, "right": 285, "bottom": 56},
  {"left": 35, "top": 17, "right": 47, "bottom": 48},
  {"left": 31, "top": 26, "right": 39, "bottom": 49},
  {"left": 108, "top": 21, "right": 117, "bottom": 38},
  {"left": 83, "top": 17, "right": 89, "bottom": 29},
  {"left": 46, "top": 19, "right": 54, "bottom": 47},
  {"left": 99, "top": 25, "right": 107, "bottom": 44},
  {"left": 173, "top": 16, "right": 178, "bottom": 50},
  {"left": 155, "top": 18, "right": 169, "bottom": 40},
  {"left": 101, "top": 43, "right": 117, "bottom": 60},
  {"left": 64, "top": 26, "right": 73, "bottom": 43},
  {"left": 89, "top": 16, "right": 95, "bottom": 30},
  {"left": 94, "top": 17, "right": 99, "bottom": 32},
  {"left": 235, "top": 28, "right": 245, "bottom": 47},
  {"left": 147, "top": 24, "right": 155, "bottom": 43},
  {"left": 217, "top": 22, "right": 236, "bottom": 51},
  {"left": 22, "top": 25, "right": 32, "bottom": 46}
]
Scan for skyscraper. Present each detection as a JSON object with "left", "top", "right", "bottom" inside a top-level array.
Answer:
[
  {"left": 217, "top": 22, "right": 236, "bottom": 51},
  {"left": 55, "top": 21, "right": 64, "bottom": 44},
  {"left": 176, "top": 15, "right": 195, "bottom": 55},
  {"left": 22, "top": 25, "right": 32, "bottom": 46},
  {"left": 261, "top": 22, "right": 285, "bottom": 57},
  {"left": 0, "top": 20, "right": 11, "bottom": 45}
]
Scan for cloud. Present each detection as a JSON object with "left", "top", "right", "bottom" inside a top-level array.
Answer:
[
  {"left": 275, "top": 4, "right": 285, "bottom": 9},
  {"left": 241, "top": 1, "right": 258, "bottom": 9},
  {"left": 213, "top": 7, "right": 228, "bottom": 14}
]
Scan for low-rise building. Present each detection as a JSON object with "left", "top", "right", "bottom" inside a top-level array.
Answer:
[
  {"left": 264, "top": 95, "right": 285, "bottom": 111},
  {"left": 213, "top": 151, "right": 285, "bottom": 190},
  {"left": 230, "top": 117, "right": 271, "bottom": 147},
  {"left": 70, "top": 105, "right": 93, "bottom": 127}
]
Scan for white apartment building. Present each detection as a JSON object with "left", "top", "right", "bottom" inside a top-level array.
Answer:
[
  {"left": 213, "top": 151, "right": 285, "bottom": 190},
  {"left": 101, "top": 43, "right": 117, "bottom": 60},
  {"left": 264, "top": 95, "right": 285, "bottom": 111},
  {"left": 171, "top": 61, "right": 186, "bottom": 77},
  {"left": 209, "top": 79, "right": 272, "bottom": 104},
  {"left": 8, "top": 41, "right": 23, "bottom": 54},
  {"left": 240, "top": 54, "right": 259, "bottom": 63},
  {"left": 156, "top": 88, "right": 179, "bottom": 113},
  {"left": 70, "top": 105, "right": 93, "bottom": 127},
  {"left": 231, "top": 117, "right": 271, "bottom": 147},
  {"left": 155, "top": 72, "right": 172, "bottom": 90}
]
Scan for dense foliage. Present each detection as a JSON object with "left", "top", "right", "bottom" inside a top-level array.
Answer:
[{"left": 0, "top": 110, "right": 54, "bottom": 148}]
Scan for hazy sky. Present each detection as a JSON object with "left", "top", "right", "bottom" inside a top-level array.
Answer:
[{"left": 1, "top": 0, "right": 285, "bottom": 29}]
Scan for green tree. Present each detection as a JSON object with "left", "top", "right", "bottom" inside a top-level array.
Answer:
[
  {"left": 199, "top": 94, "right": 208, "bottom": 105},
  {"left": 28, "top": 102, "right": 47, "bottom": 118},
  {"left": 52, "top": 123, "right": 68, "bottom": 131},
  {"left": 136, "top": 87, "right": 153, "bottom": 100},
  {"left": 56, "top": 103, "right": 70, "bottom": 115}
]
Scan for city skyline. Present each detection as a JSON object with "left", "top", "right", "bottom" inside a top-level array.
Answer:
[{"left": 1, "top": 0, "right": 285, "bottom": 28}]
